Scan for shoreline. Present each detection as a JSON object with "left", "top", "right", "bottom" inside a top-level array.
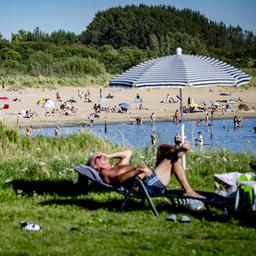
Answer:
[{"left": 13, "top": 111, "right": 256, "bottom": 129}]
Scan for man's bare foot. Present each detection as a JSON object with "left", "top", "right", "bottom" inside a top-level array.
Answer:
[{"left": 184, "top": 190, "right": 206, "bottom": 199}]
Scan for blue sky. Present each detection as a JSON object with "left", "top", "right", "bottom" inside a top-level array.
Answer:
[{"left": 0, "top": 0, "right": 255, "bottom": 40}]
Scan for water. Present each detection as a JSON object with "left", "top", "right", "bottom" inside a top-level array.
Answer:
[{"left": 22, "top": 118, "right": 256, "bottom": 153}]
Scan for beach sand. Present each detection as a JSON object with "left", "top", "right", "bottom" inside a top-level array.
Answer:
[{"left": 0, "top": 85, "right": 255, "bottom": 128}]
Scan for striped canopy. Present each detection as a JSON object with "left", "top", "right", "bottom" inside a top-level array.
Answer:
[{"left": 109, "top": 50, "right": 251, "bottom": 88}]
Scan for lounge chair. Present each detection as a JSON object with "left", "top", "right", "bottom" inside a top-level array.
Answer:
[{"left": 74, "top": 164, "right": 235, "bottom": 216}]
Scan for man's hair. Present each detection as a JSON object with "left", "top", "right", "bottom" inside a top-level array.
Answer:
[{"left": 87, "top": 154, "right": 98, "bottom": 168}]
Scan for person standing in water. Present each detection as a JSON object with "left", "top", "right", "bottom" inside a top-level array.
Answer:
[
  {"left": 26, "top": 126, "right": 32, "bottom": 137},
  {"left": 55, "top": 126, "right": 61, "bottom": 137},
  {"left": 151, "top": 131, "right": 157, "bottom": 146},
  {"left": 174, "top": 132, "right": 182, "bottom": 148},
  {"left": 197, "top": 131, "right": 204, "bottom": 147}
]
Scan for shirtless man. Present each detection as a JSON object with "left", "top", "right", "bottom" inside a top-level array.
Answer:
[{"left": 89, "top": 142, "right": 204, "bottom": 199}]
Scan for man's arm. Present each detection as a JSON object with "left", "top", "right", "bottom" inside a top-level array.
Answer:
[
  {"left": 101, "top": 149, "right": 132, "bottom": 166},
  {"left": 102, "top": 165, "right": 149, "bottom": 184}
]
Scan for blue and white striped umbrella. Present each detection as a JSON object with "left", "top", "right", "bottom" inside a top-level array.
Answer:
[
  {"left": 109, "top": 48, "right": 251, "bottom": 168},
  {"left": 109, "top": 48, "right": 251, "bottom": 88}
]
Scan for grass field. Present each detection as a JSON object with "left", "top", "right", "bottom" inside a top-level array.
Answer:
[{"left": 0, "top": 123, "right": 255, "bottom": 255}]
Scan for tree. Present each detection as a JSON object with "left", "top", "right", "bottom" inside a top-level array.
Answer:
[
  {"left": 80, "top": 4, "right": 256, "bottom": 52},
  {"left": 50, "top": 30, "right": 78, "bottom": 45}
]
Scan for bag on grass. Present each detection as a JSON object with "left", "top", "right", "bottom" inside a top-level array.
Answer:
[{"left": 214, "top": 172, "right": 256, "bottom": 197}]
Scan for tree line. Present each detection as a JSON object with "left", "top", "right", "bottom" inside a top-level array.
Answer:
[
  {"left": 81, "top": 5, "right": 256, "bottom": 52},
  {"left": 0, "top": 4, "right": 255, "bottom": 78}
]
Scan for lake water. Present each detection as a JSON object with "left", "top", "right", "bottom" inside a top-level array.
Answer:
[{"left": 24, "top": 118, "right": 256, "bottom": 153}]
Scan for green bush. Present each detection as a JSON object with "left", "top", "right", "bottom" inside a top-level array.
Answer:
[{"left": 57, "top": 56, "right": 106, "bottom": 76}]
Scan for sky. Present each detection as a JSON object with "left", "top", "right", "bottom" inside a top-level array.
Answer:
[{"left": 0, "top": 0, "right": 255, "bottom": 40}]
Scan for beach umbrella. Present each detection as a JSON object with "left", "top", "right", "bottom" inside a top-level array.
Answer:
[
  {"left": 43, "top": 99, "right": 55, "bottom": 108},
  {"left": 119, "top": 102, "right": 131, "bottom": 111},
  {"left": 110, "top": 48, "right": 250, "bottom": 89},
  {"left": 109, "top": 48, "right": 251, "bottom": 167}
]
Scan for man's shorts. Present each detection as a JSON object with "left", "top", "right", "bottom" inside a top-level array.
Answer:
[{"left": 141, "top": 172, "right": 166, "bottom": 195}]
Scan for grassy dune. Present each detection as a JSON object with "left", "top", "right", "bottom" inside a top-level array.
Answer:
[
  {"left": 0, "top": 74, "right": 114, "bottom": 90},
  {"left": 0, "top": 123, "right": 255, "bottom": 255},
  {"left": 0, "top": 68, "right": 255, "bottom": 90}
]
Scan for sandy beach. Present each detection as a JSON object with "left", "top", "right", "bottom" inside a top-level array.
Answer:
[{"left": 0, "top": 85, "right": 255, "bottom": 128}]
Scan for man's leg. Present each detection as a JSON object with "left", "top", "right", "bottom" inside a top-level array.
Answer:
[
  {"left": 154, "top": 143, "right": 205, "bottom": 199},
  {"left": 172, "top": 159, "right": 205, "bottom": 199},
  {"left": 156, "top": 144, "right": 176, "bottom": 166}
]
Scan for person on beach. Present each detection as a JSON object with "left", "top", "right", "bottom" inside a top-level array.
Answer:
[
  {"left": 86, "top": 89, "right": 91, "bottom": 98},
  {"left": 78, "top": 89, "right": 83, "bottom": 100},
  {"left": 84, "top": 89, "right": 92, "bottom": 102},
  {"left": 174, "top": 132, "right": 182, "bottom": 147},
  {"left": 88, "top": 113, "right": 95, "bottom": 126},
  {"left": 100, "top": 88, "right": 103, "bottom": 99},
  {"left": 187, "top": 96, "right": 191, "bottom": 106},
  {"left": 150, "top": 112, "right": 155, "bottom": 123},
  {"left": 56, "top": 91, "right": 62, "bottom": 102},
  {"left": 89, "top": 141, "right": 205, "bottom": 198},
  {"left": 138, "top": 103, "right": 144, "bottom": 110},
  {"left": 165, "top": 94, "right": 170, "bottom": 103},
  {"left": 136, "top": 116, "right": 143, "bottom": 125},
  {"left": 135, "top": 93, "right": 143, "bottom": 103},
  {"left": 205, "top": 112, "right": 209, "bottom": 127},
  {"left": 210, "top": 109, "right": 214, "bottom": 119},
  {"left": 173, "top": 109, "right": 179, "bottom": 124}
]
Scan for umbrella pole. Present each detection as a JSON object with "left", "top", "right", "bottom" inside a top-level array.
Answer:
[{"left": 179, "top": 88, "right": 186, "bottom": 170}]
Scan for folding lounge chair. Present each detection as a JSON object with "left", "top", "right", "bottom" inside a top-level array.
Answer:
[
  {"left": 74, "top": 164, "right": 235, "bottom": 216},
  {"left": 74, "top": 164, "right": 160, "bottom": 216}
]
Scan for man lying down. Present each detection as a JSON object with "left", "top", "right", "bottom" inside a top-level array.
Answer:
[{"left": 88, "top": 141, "right": 205, "bottom": 199}]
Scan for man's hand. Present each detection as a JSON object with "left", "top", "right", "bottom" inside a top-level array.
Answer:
[
  {"left": 177, "top": 141, "right": 190, "bottom": 158},
  {"left": 182, "top": 141, "right": 190, "bottom": 151},
  {"left": 98, "top": 152, "right": 109, "bottom": 159}
]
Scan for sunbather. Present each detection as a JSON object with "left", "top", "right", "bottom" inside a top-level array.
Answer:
[{"left": 88, "top": 142, "right": 204, "bottom": 199}]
